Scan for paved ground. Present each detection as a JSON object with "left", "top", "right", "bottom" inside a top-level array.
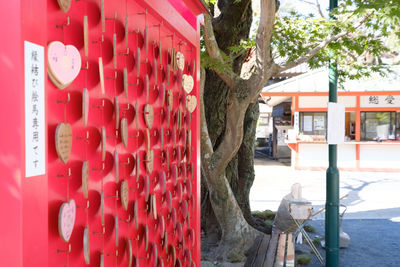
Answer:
[
  {"left": 250, "top": 158, "right": 400, "bottom": 220},
  {"left": 307, "top": 219, "right": 400, "bottom": 267},
  {"left": 250, "top": 158, "right": 400, "bottom": 266}
]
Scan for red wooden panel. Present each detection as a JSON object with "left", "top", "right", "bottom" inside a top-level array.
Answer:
[
  {"left": 0, "top": 0, "right": 23, "bottom": 266},
  {"left": 45, "top": 0, "right": 201, "bottom": 266},
  {"left": 0, "top": 0, "right": 201, "bottom": 266}
]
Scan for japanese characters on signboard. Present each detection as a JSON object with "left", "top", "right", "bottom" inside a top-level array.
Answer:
[
  {"left": 361, "top": 95, "right": 400, "bottom": 107},
  {"left": 25, "top": 41, "right": 45, "bottom": 177}
]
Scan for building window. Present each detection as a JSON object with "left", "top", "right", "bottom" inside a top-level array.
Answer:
[
  {"left": 300, "top": 112, "right": 327, "bottom": 135},
  {"left": 361, "top": 111, "right": 396, "bottom": 141}
]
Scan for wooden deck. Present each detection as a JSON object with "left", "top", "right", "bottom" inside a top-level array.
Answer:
[{"left": 244, "top": 232, "right": 294, "bottom": 267}]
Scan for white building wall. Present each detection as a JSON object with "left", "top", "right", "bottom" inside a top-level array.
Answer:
[
  {"left": 298, "top": 144, "right": 328, "bottom": 167},
  {"left": 360, "top": 145, "right": 400, "bottom": 169},
  {"left": 298, "top": 96, "right": 356, "bottom": 108},
  {"left": 297, "top": 143, "right": 356, "bottom": 168}
]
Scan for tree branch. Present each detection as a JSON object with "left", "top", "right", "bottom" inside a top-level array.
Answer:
[
  {"left": 278, "top": 32, "right": 347, "bottom": 72},
  {"left": 278, "top": 11, "right": 374, "bottom": 73},
  {"left": 247, "top": 0, "right": 277, "bottom": 89},
  {"left": 210, "top": 86, "right": 247, "bottom": 178},
  {"left": 203, "top": 13, "right": 239, "bottom": 89},
  {"left": 299, "top": 0, "right": 325, "bottom": 18}
]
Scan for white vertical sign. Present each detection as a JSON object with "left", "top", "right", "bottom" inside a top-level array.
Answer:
[
  {"left": 293, "top": 112, "right": 299, "bottom": 134},
  {"left": 327, "top": 102, "right": 345, "bottom": 145},
  {"left": 25, "top": 41, "right": 45, "bottom": 177}
]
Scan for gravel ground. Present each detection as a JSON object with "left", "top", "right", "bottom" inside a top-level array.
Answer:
[{"left": 307, "top": 219, "right": 400, "bottom": 267}]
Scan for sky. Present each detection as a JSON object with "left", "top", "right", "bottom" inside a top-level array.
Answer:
[
  {"left": 252, "top": 0, "right": 330, "bottom": 17},
  {"left": 279, "top": 0, "right": 329, "bottom": 17}
]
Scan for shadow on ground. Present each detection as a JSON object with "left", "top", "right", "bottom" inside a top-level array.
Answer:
[{"left": 307, "top": 218, "right": 400, "bottom": 266}]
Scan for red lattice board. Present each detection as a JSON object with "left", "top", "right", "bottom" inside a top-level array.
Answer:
[{"left": 46, "top": 0, "right": 200, "bottom": 266}]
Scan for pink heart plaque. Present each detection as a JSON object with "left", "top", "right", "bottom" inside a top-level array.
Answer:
[
  {"left": 47, "top": 41, "right": 81, "bottom": 89},
  {"left": 58, "top": 199, "right": 76, "bottom": 242}
]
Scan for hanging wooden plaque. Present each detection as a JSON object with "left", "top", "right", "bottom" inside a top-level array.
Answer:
[
  {"left": 82, "top": 161, "right": 89, "bottom": 198},
  {"left": 55, "top": 123, "right": 73, "bottom": 164}
]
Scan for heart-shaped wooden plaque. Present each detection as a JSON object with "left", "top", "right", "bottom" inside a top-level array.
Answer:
[
  {"left": 136, "top": 48, "right": 141, "bottom": 77},
  {"left": 83, "top": 16, "right": 89, "bottom": 57},
  {"left": 55, "top": 123, "right": 73, "bottom": 164},
  {"left": 153, "top": 58, "right": 158, "bottom": 84},
  {"left": 101, "top": 126, "right": 106, "bottom": 161},
  {"left": 120, "top": 118, "right": 128, "bottom": 148},
  {"left": 144, "top": 128, "right": 151, "bottom": 152},
  {"left": 83, "top": 227, "right": 90, "bottom": 264},
  {"left": 186, "top": 95, "right": 197, "bottom": 113},
  {"left": 167, "top": 90, "right": 173, "bottom": 109},
  {"left": 114, "top": 150, "right": 119, "bottom": 183},
  {"left": 101, "top": 191, "right": 105, "bottom": 226},
  {"left": 145, "top": 225, "right": 149, "bottom": 251},
  {"left": 159, "top": 83, "right": 166, "bottom": 105},
  {"left": 121, "top": 180, "right": 129, "bottom": 211},
  {"left": 48, "top": 41, "right": 81, "bottom": 89},
  {"left": 113, "top": 34, "right": 117, "bottom": 68},
  {"left": 182, "top": 74, "right": 194, "bottom": 94},
  {"left": 170, "top": 245, "right": 177, "bottom": 267},
  {"left": 82, "top": 161, "right": 89, "bottom": 198},
  {"left": 99, "top": 57, "right": 105, "bottom": 94},
  {"left": 177, "top": 183, "right": 183, "bottom": 203},
  {"left": 134, "top": 201, "right": 138, "bottom": 229},
  {"left": 152, "top": 243, "right": 158, "bottom": 265},
  {"left": 145, "top": 150, "right": 154, "bottom": 174},
  {"left": 145, "top": 26, "right": 149, "bottom": 55},
  {"left": 58, "top": 199, "right": 76, "bottom": 242},
  {"left": 159, "top": 215, "right": 166, "bottom": 240},
  {"left": 114, "top": 97, "right": 120, "bottom": 129},
  {"left": 115, "top": 215, "right": 119, "bottom": 247},
  {"left": 144, "top": 175, "right": 150, "bottom": 202},
  {"left": 127, "top": 238, "right": 133, "bottom": 267},
  {"left": 160, "top": 128, "right": 164, "bottom": 149},
  {"left": 82, "top": 88, "right": 89, "bottom": 126},
  {"left": 57, "top": 0, "right": 71, "bottom": 13},
  {"left": 125, "top": 15, "right": 129, "bottom": 47},
  {"left": 144, "top": 104, "right": 154, "bottom": 129},
  {"left": 136, "top": 152, "right": 140, "bottom": 182},
  {"left": 151, "top": 194, "right": 157, "bottom": 220},
  {"left": 176, "top": 52, "right": 185, "bottom": 71}
]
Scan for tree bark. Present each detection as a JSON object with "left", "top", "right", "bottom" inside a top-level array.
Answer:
[
  {"left": 201, "top": 72, "right": 260, "bottom": 261},
  {"left": 200, "top": 1, "right": 273, "bottom": 261}
]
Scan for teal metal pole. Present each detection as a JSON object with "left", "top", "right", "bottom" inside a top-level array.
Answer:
[{"left": 326, "top": 0, "right": 339, "bottom": 266}]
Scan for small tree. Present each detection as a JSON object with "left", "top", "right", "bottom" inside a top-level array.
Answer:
[{"left": 200, "top": 0, "right": 400, "bottom": 262}]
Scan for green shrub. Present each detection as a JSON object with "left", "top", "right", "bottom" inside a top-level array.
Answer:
[
  {"left": 312, "top": 237, "right": 321, "bottom": 246},
  {"left": 265, "top": 219, "right": 273, "bottom": 226},
  {"left": 304, "top": 225, "right": 316, "bottom": 233},
  {"left": 252, "top": 210, "right": 276, "bottom": 220},
  {"left": 297, "top": 255, "right": 312, "bottom": 265}
]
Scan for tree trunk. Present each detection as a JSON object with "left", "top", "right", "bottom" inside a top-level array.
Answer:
[
  {"left": 201, "top": 83, "right": 260, "bottom": 262},
  {"left": 200, "top": 0, "right": 272, "bottom": 261}
]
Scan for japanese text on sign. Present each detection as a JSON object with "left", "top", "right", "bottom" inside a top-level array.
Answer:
[
  {"left": 361, "top": 95, "right": 400, "bottom": 107},
  {"left": 25, "top": 41, "right": 45, "bottom": 177}
]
